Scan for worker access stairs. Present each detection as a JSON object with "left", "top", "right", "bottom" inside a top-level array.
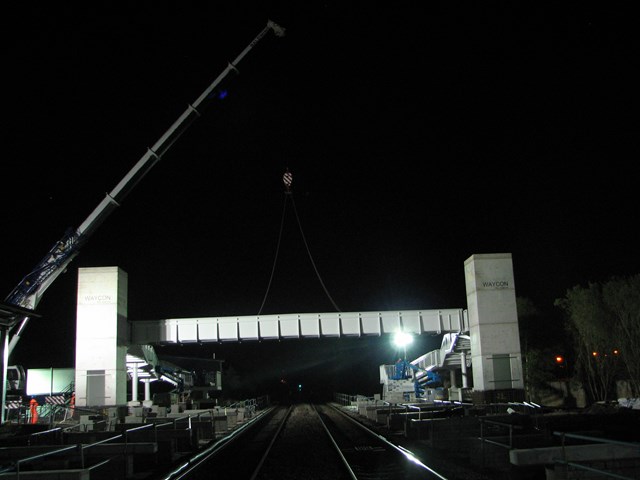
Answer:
[
  {"left": 5, "top": 381, "right": 76, "bottom": 424},
  {"left": 380, "top": 332, "right": 471, "bottom": 403},
  {"left": 412, "top": 332, "right": 471, "bottom": 374}
]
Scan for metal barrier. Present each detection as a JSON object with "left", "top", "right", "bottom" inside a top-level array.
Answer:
[
  {"left": 15, "top": 445, "right": 78, "bottom": 477},
  {"left": 15, "top": 431, "right": 123, "bottom": 476},
  {"left": 333, "top": 392, "right": 367, "bottom": 407},
  {"left": 124, "top": 422, "right": 157, "bottom": 443},
  {"left": 79, "top": 433, "right": 124, "bottom": 468},
  {"left": 553, "top": 431, "right": 640, "bottom": 480},
  {"left": 12, "top": 421, "right": 161, "bottom": 477},
  {"left": 478, "top": 417, "right": 525, "bottom": 469},
  {"left": 403, "top": 404, "right": 421, "bottom": 438},
  {"left": 27, "top": 426, "right": 63, "bottom": 446},
  {"left": 479, "top": 418, "right": 524, "bottom": 450}
]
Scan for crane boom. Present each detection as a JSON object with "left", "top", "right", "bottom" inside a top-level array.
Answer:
[{"left": 4, "top": 20, "right": 285, "bottom": 356}]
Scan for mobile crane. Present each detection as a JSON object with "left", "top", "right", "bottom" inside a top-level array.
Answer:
[{"left": 1, "top": 20, "right": 285, "bottom": 423}]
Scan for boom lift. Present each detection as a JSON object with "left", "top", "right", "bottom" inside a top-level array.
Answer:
[
  {"left": 1, "top": 20, "right": 285, "bottom": 423},
  {"left": 391, "top": 358, "right": 443, "bottom": 398}
]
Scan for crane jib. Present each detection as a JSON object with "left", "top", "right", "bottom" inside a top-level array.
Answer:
[{"left": 3, "top": 20, "right": 285, "bottom": 358}]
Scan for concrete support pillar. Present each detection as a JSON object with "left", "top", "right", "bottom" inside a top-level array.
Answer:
[
  {"left": 130, "top": 363, "right": 139, "bottom": 405},
  {"left": 461, "top": 351, "right": 469, "bottom": 388},
  {"left": 142, "top": 379, "right": 153, "bottom": 408},
  {"left": 0, "top": 328, "right": 8, "bottom": 424},
  {"left": 449, "top": 370, "right": 457, "bottom": 389},
  {"left": 464, "top": 253, "right": 524, "bottom": 396}
]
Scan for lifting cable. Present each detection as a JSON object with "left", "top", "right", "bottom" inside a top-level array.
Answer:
[{"left": 257, "top": 169, "right": 341, "bottom": 315}]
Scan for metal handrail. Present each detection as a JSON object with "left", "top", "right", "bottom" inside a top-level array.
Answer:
[
  {"left": 15, "top": 431, "right": 127, "bottom": 476},
  {"left": 553, "top": 431, "right": 640, "bottom": 448},
  {"left": 15, "top": 445, "right": 77, "bottom": 475},
  {"left": 477, "top": 417, "right": 527, "bottom": 470},
  {"left": 478, "top": 418, "right": 524, "bottom": 450},
  {"left": 552, "top": 431, "right": 640, "bottom": 480},
  {"left": 27, "top": 426, "right": 62, "bottom": 445},
  {"left": 403, "top": 404, "right": 422, "bottom": 438},
  {"left": 79, "top": 434, "right": 123, "bottom": 468},
  {"left": 11, "top": 403, "right": 265, "bottom": 477}
]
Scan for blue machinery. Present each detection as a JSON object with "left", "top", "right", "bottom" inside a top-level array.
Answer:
[
  {"left": 382, "top": 332, "right": 472, "bottom": 403},
  {"left": 391, "top": 358, "right": 443, "bottom": 398}
]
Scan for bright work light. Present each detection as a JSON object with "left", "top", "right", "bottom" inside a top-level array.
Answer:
[
  {"left": 393, "top": 332, "right": 414, "bottom": 348},
  {"left": 393, "top": 332, "right": 414, "bottom": 359}
]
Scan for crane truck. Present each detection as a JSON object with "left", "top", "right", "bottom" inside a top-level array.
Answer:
[{"left": 1, "top": 20, "right": 285, "bottom": 423}]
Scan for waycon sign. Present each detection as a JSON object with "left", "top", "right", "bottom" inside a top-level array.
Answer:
[
  {"left": 82, "top": 295, "right": 114, "bottom": 304},
  {"left": 481, "top": 280, "right": 510, "bottom": 289}
]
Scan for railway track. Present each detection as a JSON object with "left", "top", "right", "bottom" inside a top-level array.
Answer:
[{"left": 159, "top": 402, "right": 447, "bottom": 480}]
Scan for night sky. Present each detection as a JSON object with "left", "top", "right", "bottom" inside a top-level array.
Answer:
[{"left": 3, "top": 3, "right": 637, "bottom": 397}]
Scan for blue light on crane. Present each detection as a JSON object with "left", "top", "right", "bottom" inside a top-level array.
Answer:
[{"left": 206, "top": 89, "right": 229, "bottom": 101}]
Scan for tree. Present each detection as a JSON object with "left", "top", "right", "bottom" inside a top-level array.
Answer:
[
  {"left": 517, "top": 297, "right": 569, "bottom": 398},
  {"left": 555, "top": 275, "right": 639, "bottom": 403},
  {"left": 602, "top": 274, "right": 640, "bottom": 396}
]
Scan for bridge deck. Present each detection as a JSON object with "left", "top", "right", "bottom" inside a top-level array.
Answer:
[{"left": 130, "top": 309, "right": 468, "bottom": 344}]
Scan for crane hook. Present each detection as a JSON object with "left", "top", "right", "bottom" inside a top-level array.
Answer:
[{"left": 282, "top": 168, "right": 293, "bottom": 194}]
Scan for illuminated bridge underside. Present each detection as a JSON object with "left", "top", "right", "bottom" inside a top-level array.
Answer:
[{"left": 130, "top": 309, "right": 468, "bottom": 344}]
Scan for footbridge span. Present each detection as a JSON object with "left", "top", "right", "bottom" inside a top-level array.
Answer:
[{"left": 129, "top": 309, "right": 468, "bottom": 344}]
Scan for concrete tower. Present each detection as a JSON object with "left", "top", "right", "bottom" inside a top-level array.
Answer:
[
  {"left": 74, "top": 267, "right": 128, "bottom": 407},
  {"left": 464, "top": 253, "right": 524, "bottom": 402}
]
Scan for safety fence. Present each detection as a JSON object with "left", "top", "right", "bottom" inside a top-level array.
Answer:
[{"left": 551, "top": 431, "right": 640, "bottom": 480}]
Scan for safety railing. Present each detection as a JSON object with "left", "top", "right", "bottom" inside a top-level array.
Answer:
[
  {"left": 333, "top": 392, "right": 361, "bottom": 406},
  {"left": 552, "top": 431, "right": 640, "bottom": 480},
  {"left": 13, "top": 418, "right": 190, "bottom": 477},
  {"left": 226, "top": 397, "right": 258, "bottom": 419},
  {"left": 381, "top": 400, "right": 395, "bottom": 419},
  {"left": 27, "top": 426, "right": 63, "bottom": 446},
  {"left": 15, "top": 431, "right": 124, "bottom": 477},
  {"left": 477, "top": 416, "right": 526, "bottom": 469},
  {"left": 402, "top": 404, "right": 421, "bottom": 438},
  {"left": 479, "top": 417, "right": 524, "bottom": 449},
  {"left": 123, "top": 422, "right": 159, "bottom": 443},
  {"left": 396, "top": 402, "right": 464, "bottom": 444}
]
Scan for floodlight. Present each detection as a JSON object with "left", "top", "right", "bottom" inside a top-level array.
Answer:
[{"left": 393, "top": 332, "right": 414, "bottom": 348}]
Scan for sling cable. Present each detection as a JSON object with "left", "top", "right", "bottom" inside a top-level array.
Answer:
[{"left": 257, "top": 168, "right": 341, "bottom": 315}]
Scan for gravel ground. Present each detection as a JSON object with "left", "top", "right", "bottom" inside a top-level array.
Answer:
[
  {"left": 336, "top": 405, "right": 502, "bottom": 480},
  {"left": 256, "top": 402, "right": 469, "bottom": 479},
  {"left": 335, "top": 403, "right": 640, "bottom": 480},
  {"left": 256, "top": 403, "right": 351, "bottom": 479}
]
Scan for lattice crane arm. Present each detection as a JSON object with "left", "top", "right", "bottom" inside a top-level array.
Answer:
[{"left": 4, "top": 20, "right": 285, "bottom": 357}]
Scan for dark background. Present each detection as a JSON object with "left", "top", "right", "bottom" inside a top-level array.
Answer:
[{"left": 2, "top": 2, "right": 636, "bottom": 397}]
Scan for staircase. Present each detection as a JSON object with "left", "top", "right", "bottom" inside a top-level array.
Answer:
[{"left": 413, "top": 333, "right": 471, "bottom": 376}]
